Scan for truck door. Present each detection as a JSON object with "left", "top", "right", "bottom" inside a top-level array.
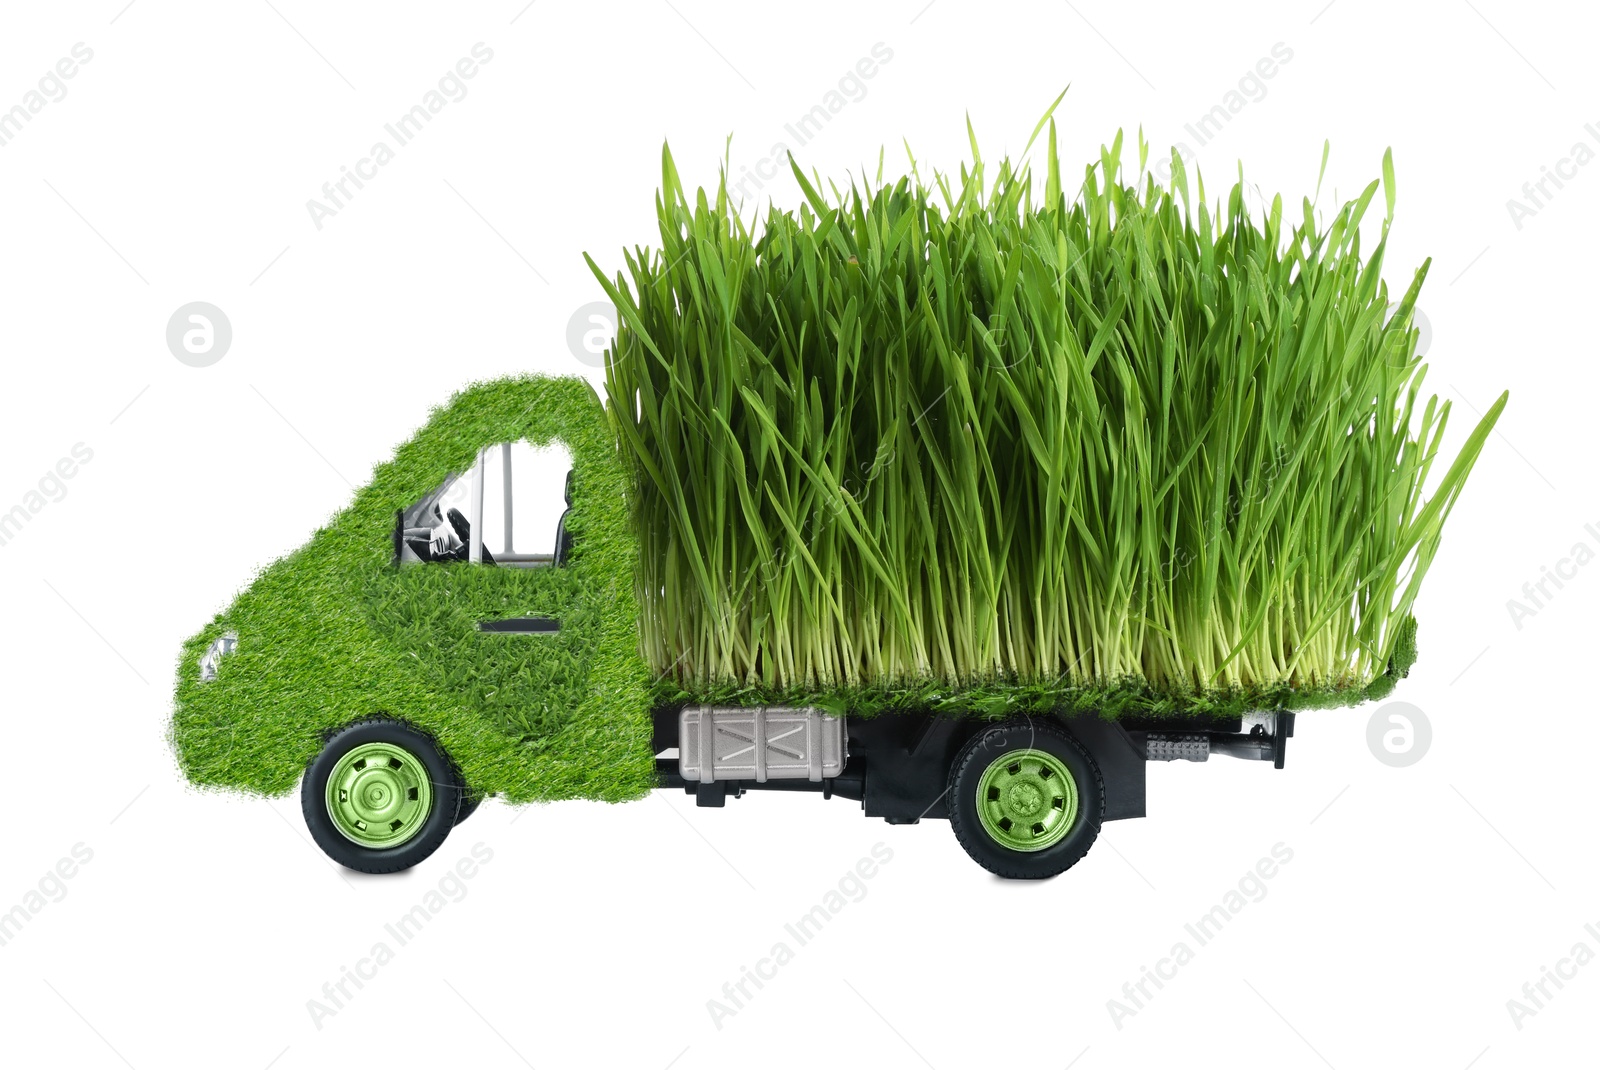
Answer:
[{"left": 375, "top": 438, "right": 595, "bottom": 742}]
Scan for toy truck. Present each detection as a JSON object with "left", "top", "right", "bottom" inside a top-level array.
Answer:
[{"left": 174, "top": 133, "right": 1500, "bottom": 880}]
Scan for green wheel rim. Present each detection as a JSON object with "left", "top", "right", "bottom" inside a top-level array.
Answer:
[
  {"left": 975, "top": 748, "right": 1079, "bottom": 852},
  {"left": 325, "top": 742, "right": 434, "bottom": 848}
]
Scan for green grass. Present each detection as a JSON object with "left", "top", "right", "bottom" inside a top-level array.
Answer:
[
  {"left": 170, "top": 376, "right": 657, "bottom": 802},
  {"left": 592, "top": 121, "right": 1505, "bottom": 713}
]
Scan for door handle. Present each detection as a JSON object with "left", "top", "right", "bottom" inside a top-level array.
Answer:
[{"left": 476, "top": 617, "right": 560, "bottom": 634}]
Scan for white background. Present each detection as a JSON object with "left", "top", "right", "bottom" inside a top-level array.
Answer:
[{"left": 1, "top": 1, "right": 1595, "bottom": 1067}]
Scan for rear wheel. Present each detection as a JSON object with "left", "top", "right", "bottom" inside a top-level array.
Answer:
[
  {"left": 302, "top": 718, "right": 461, "bottom": 873},
  {"left": 948, "top": 719, "right": 1103, "bottom": 879}
]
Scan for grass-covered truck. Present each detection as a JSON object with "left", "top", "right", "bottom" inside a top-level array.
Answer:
[{"left": 172, "top": 124, "right": 1504, "bottom": 879}]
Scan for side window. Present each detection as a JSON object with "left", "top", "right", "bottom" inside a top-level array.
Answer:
[{"left": 396, "top": 440, "right": 574, "bottom": 567}]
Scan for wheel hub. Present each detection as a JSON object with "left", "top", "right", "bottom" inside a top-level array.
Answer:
[
  {"left": 975, "top": 748, "right": 1079, "bottom": 852},
  {"left": 325, "top": 741, "right": 433, "bottom": 848},
  {"left": 1005, "top": 781, "right": 1045, "bottom": 818}
]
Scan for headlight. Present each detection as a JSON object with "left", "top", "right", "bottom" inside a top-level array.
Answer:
[{"left": 198, "top": 632, "right": 239, "bottom": 682}]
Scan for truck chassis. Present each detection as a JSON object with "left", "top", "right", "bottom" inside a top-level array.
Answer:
[{"left": 654, "top": 706, "right": 1295, "bottom": 876}]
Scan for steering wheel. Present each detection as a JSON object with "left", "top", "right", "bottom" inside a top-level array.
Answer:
[{"left": 446, "top": 507, "right": 495, "bottom": 565}]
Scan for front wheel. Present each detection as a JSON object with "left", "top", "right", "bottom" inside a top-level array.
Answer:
[
  {"left": 948, "top": 719, "right": 1104, "bottom": 879},
  {"left": 302, "top": 718, "right": 461, "bottom": 874}
]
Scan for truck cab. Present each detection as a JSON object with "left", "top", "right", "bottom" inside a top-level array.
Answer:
[{"left": 173, "top": 376, "right": 659, "bottom": 872}]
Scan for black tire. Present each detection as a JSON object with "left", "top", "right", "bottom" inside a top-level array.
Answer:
[
  {"left": 453, "top": 788, "right": 483, "bottom": 825},
  {"left": 302, "top": 718, "right": 462, "bottom": 874},
  {"left": 446, "top": 753, "right": 482, "bottom": 825},
  {"left": 948, "top": 718, "right": 1104, "bottom": 880}
]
